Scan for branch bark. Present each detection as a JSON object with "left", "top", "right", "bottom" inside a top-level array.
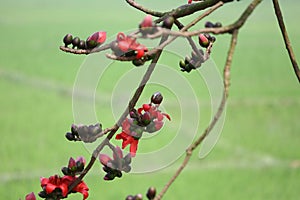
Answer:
[{"left": 272, "top": 0, "right": 300, "bottom": 82}]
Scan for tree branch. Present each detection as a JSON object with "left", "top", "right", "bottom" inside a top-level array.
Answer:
[
  {"left": 272, "top": 0, "right": 300, "bottom": 82},
  {"left": 125, "top": 0, "right": 164, "bottom": 17},
  {"left": 154, "top": 29, "right": 239, "bottom": 200}
]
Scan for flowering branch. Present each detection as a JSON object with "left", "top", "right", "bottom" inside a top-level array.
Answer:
[{"left": 272, "top": 0, "right": 300, "bottom": 83}]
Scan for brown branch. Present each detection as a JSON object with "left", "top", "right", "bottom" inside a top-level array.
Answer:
[
  {"left": 125, "top": 0, "right": 164, "bottom": 17},
  {"left": 154, "top": 29, "right": 239, "bottom": 200},
  {"left": 59, "top": 43, "right": 111, "bottom": 55},
  {"left": 272, "top": 0, "right": 300, "bottom": 82}
]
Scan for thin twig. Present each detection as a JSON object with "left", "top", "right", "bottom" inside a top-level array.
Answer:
[
  {"left": 154, "top": 29, "right": 239, "bottom": 200},
  {"left": 272, "top": 0, "right": 300, "bottom": 82},
  {"left": 59, "top": 43, "right": 111, "bottom": 55},
  {"left": 125, "top": 0, "right": 164, "bottom": 17}
]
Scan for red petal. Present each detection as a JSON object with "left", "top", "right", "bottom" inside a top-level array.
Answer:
[
  {"left": 59, "top": 183, "right": 69, "bottom": 197},
  {"left": 45, "top": 183, "right": 57, "bottom": 194},
  {"left": 97, "top": 31, "right": 106, "bottom": 44},
  {"left": 143, "top": 104, "right": 151, "bottom": 111},
  {"left": 25, "top": 192, "right": 36, "bottom": 200},
  {"left": 135, "top": 49, "right": 144, "bottom": 59},
  {"left": 40, "top": 177, "right": 49, "bottom": 187},
  {"left": 130, "top": 139, "right": 139, "bottom": 156},
  {"left": 118, "top": 40, "right": 130, "bottom": 52},
  {"left": 137, "top": 107, "right": 144, "bottom": 114}
]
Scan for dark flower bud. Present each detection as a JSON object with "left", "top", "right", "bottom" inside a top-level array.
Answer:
[
  {"left": 61, "top": 167, "right": 70, "bottom": 175},
  {"left": 76, "top": 160, "right": 84, "bottom": 172},
  {"left": 78, "top": 40, "right": 86, "bottom": 49},
  {"left": 65, "top": 132, "right": 75, "bottom": 141},
  {"left": 72, "top": 37, "right": 80, "bottom": 49},
  {"left": 204, "top": 21, "right": 214, "bottom": 28},
  {"left": 132, "top": 59, "right": 145, "bottom": 67},
  {"left": 126, "top": 195, "right": 135, "bottom": 200},
  {"left": 38, "top": 191, "right": 47, "bottom": 198},
  {"left": 86, "top": 40, "right": 98, "bottom": 49},
  {"left": 210, "top": 36, "right": 216, "bottom": 43},
  {"left": 151, "top": 92, "right": 163, "bottom": 104},
  {"left": 141, "top": 112, "right": 151, "bottom": 126},
  {"left": 179, "top": 59, "right": 186, "bottom": 69},
  {"left": 162, "top": 16, "right": 174, "bottom": 29},
  {"left": 214, "top": 22, "right": 222, "bottom": 27},
  {"left": 146, "top": 187, "right": 156, "bottom": 199},
  {"left": 63, "top": 34, "right": 73, "bottom": 47}
]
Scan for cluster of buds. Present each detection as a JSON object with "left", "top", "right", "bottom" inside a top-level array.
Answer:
[
  {"left": 205, "top": 21, "right": 222, "bottom": 28},
  {"left": 65, "top": 123, "right": 102, "bottom": 143},
  {"left": 179, "top": 49, "right": 205, "bottom": 73},
  {"left": 110, "top": 32, "right": 148, "bottom": 59},
  {"left": 99, "top": 146, "right": 132, "bottom": 181},
  {"left": 63, "top": 31, "right": 106, "bottom": 50},
  {"left": 125, "top": 187, "right": 157, "bottom": 200},
  {"left": 116, "top": 92, "right": 171, "bottom": 156},
  {"left": 61, "top": 157, "right": 86, "bottom": 176}
]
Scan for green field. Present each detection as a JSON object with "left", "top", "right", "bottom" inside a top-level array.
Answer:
[{"left": 1, "top": 0, "right": 300, "bottom": 199}]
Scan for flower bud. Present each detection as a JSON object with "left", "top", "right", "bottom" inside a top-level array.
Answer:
[
  {"left": 126, "top": 195, "right": 135, "bottom": 200},
  {"left": 151, "top": 92, "right": 163, "bottom": 104},
  {"left": 99, "top": 154, "right": 112, "bottom": 166},
  {"left": 204, "top": 21, "right": 214, "bottom": 28},
  {"left": 86, "top": 31, "right": 106, "bottom": 49},
  {"left": 146, "top": 187, "right": 156, "bottom": 199},
  {"left": 72, "top": 36, "right": 80, "bottom": 49},
  {"left": 132, "top": 59, "right": 145, "bottom": 67},
  {"left": 214, "top": 22, "right": 222, "bottom": 28},
  {"left": 25, "top": 192, "right": 36, "bottom": 200},
  {"left": 162, "top": 16, "right": 174, "bottom": 29},
  {"left": 139, "top": 15, "right": 156, "bottom": 35},
  {"left": 65, "top": 132, "right": 75, "bottom": 141},
  {"left": 78, "top": 40, "right": 86, "bottom": 49},
  {"left": 63, "top": 34, "right": 73, "bottom": 47},
  {"left": 198, "top": 34, "right": 209, "bottom": 48},
  {"left": 68, "top": 157, "right": 76, "bottom": 169}
]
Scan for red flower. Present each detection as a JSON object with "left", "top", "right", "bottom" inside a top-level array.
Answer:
[
  {"left": 116, "top": 131, "right": 139, "bottom": 156},
  {"left": 40, "top": 175, "right": 89, "bottom": 200},
  {"left": 87, "top": 31, "right": 106, "bottom": 45},
  {"left": 113, "top": 32, "right": 148, "bottom": 59},
  {"left": 25, "top": 192, "right": 36, "bottom": 200}
]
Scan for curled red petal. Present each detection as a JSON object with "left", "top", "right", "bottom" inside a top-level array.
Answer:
[
  {"left": 59, "top": 183, "right": 69, "bottom": 197},
  {"left": 156, "top": 112, "right": 164, "bottom": 121},
  {"left": 137, "top": 107, "right": 144, "bottom": 114},
  {"left": 118, "top": 40, "right": 130, "bottom": 52},
  {"left": 163, "top": 113, "right": 171, "bottom": 121},
  {"left": 117, "top": 32, "right": 126, "bottom": 41}
]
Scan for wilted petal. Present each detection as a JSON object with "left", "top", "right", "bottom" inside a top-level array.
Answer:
[
  {"left": 113, "top": 146, "right": 123, "bottom": 160},
  {"left": 99, "top": 154, "right": 112, "bottom": 166}
]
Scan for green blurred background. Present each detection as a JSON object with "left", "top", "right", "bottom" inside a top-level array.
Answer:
[{"left": 0, "top": 0, "right": 299, "bottom": 199}]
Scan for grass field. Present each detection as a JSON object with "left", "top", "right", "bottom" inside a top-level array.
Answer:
[{"left": 0, "top": 0, "right": 300, "bottom": 199}]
